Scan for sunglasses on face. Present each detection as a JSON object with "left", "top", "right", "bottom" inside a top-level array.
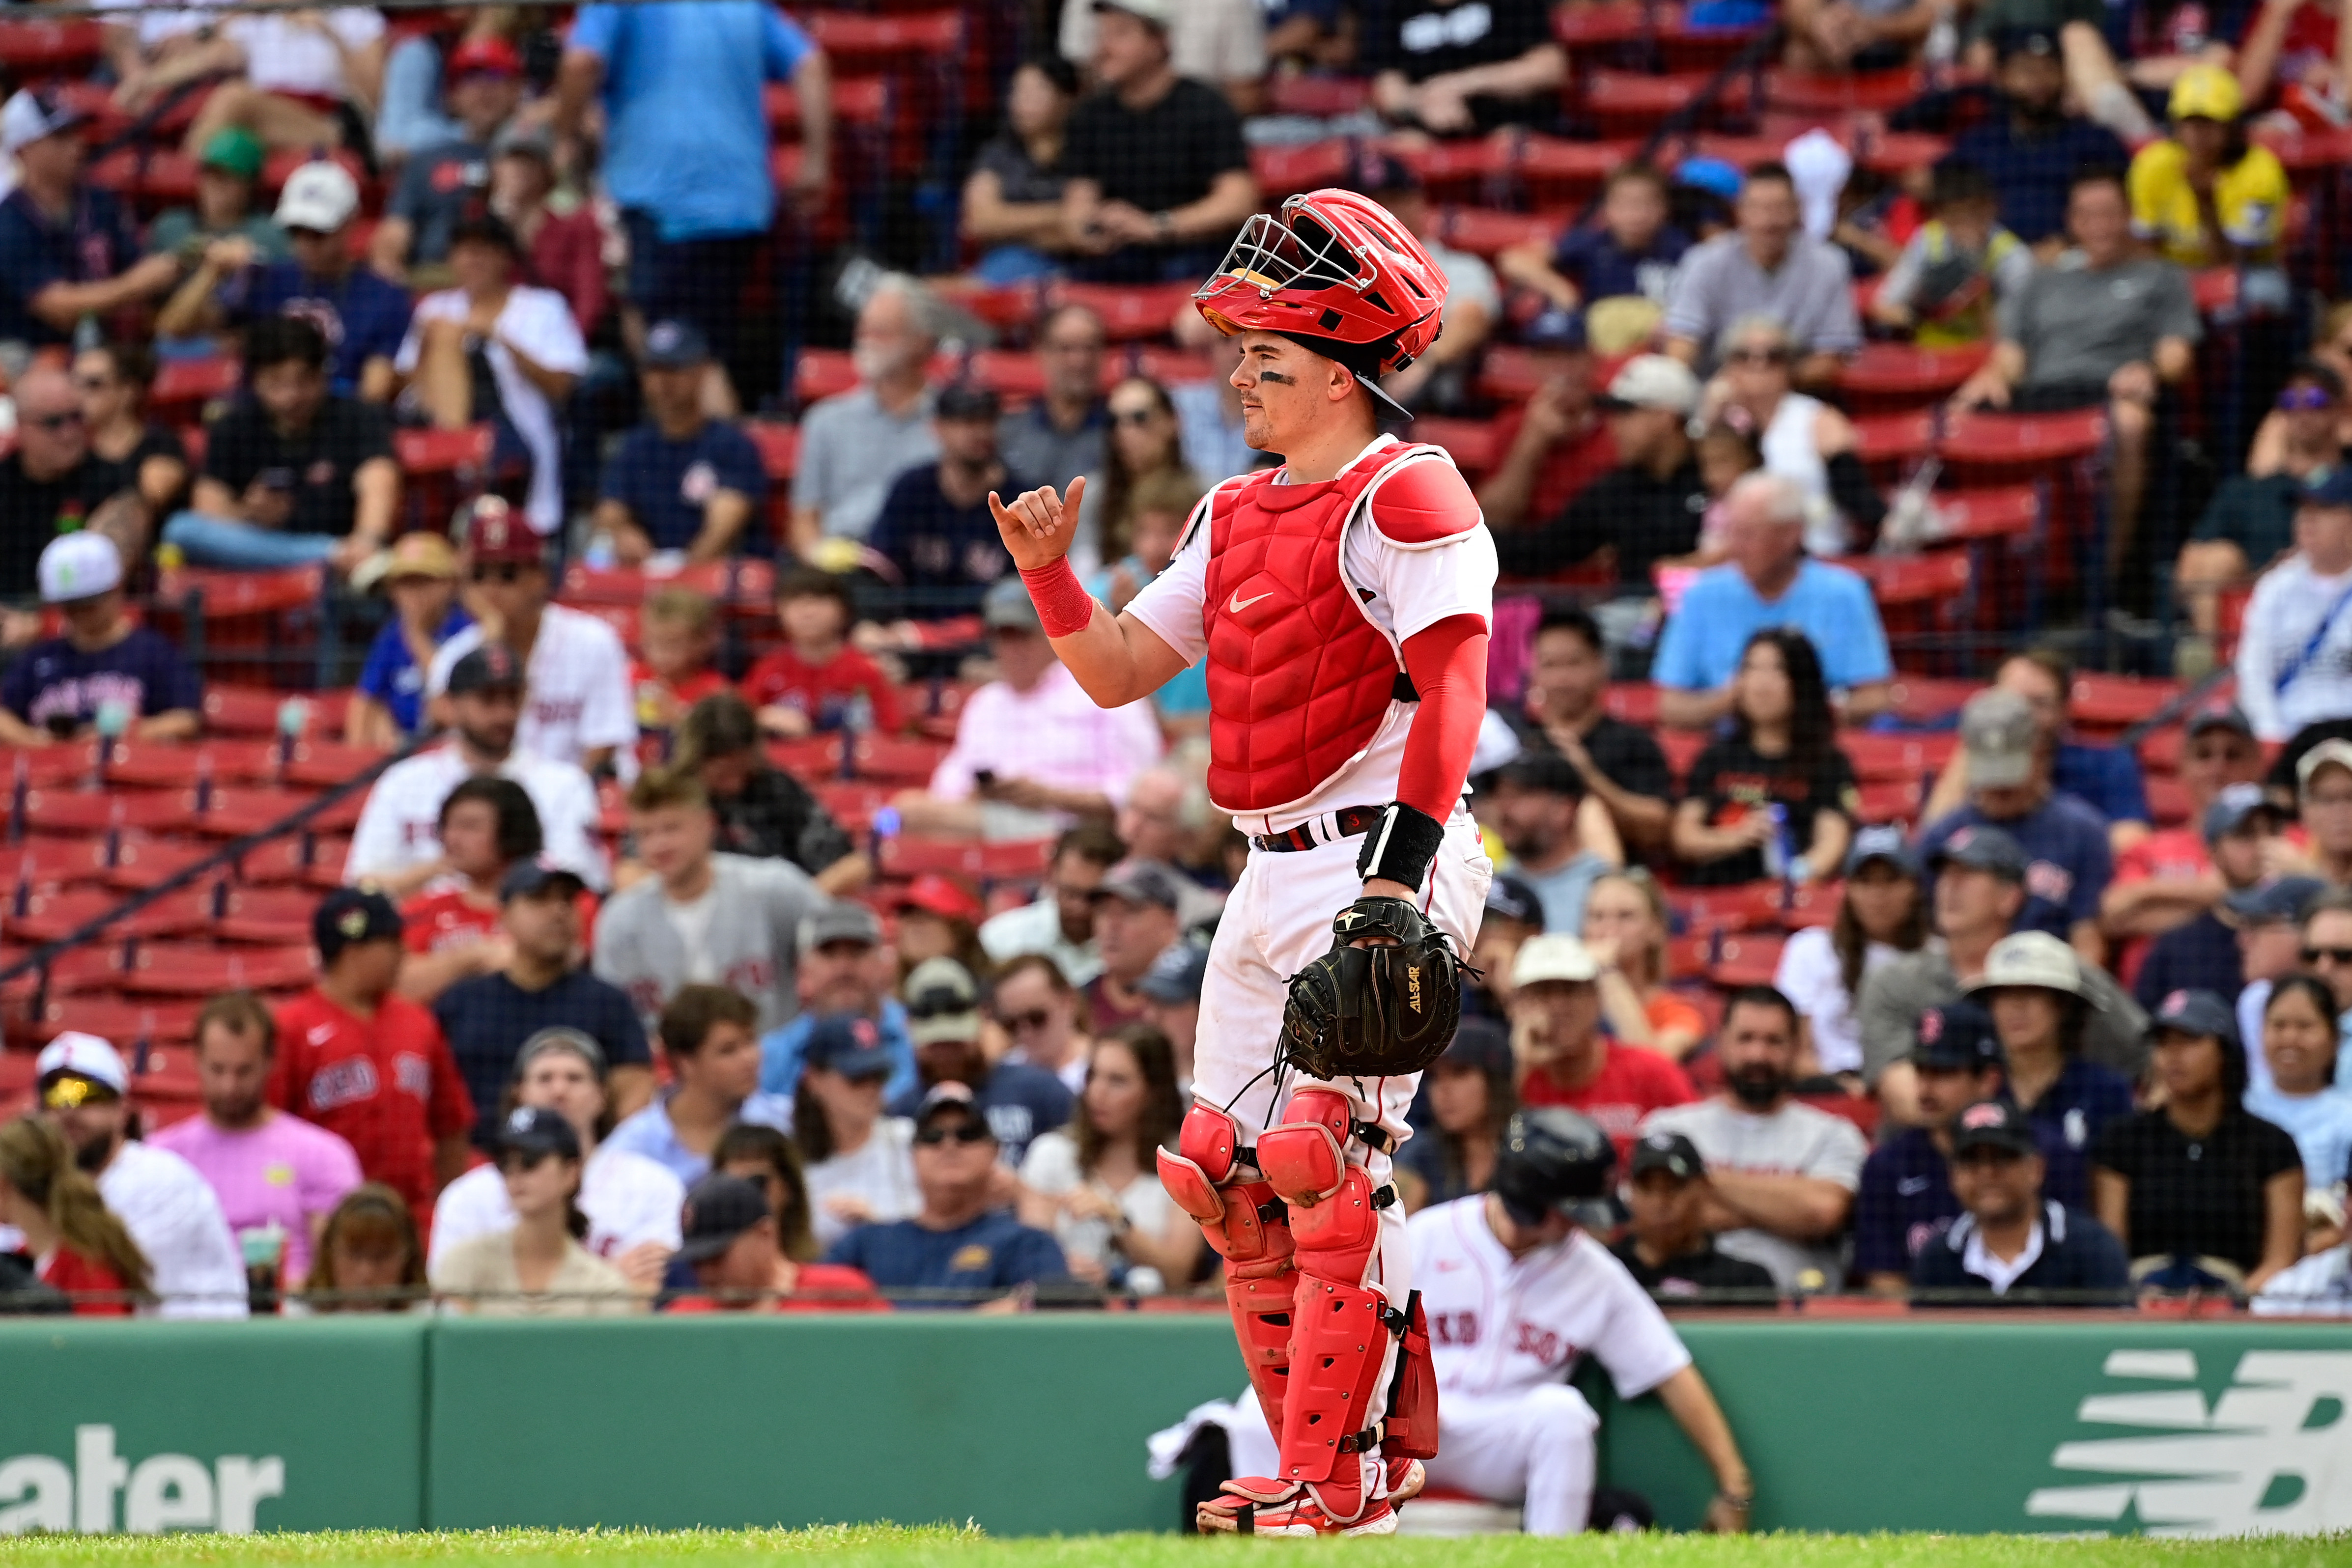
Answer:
[
  {"left": 914, "top": 1121, "right": 992, "bottom": 1147},
  {"left": 471, "top": 563, "right": 524, "bottom": 584},
  {"left": 1002, "top": 1008, "right": 1053, "bottom": 1032},
  {"left": 73, "top": 375, "right": 114, "bottom": 393},
  {"left": 1727, "top": 348, "right": 1791, "bottom": 367},
  {"left": 2279, "top": 385, "right": 2335, "bottom": 412},
  {"left": 27, "top": 410, "right": 83, "bottom": 431},
  {"left": 2305, "top": 946, "right": 2352, "bottom": 965},
  {"left": 1109, "top": 407, "right": 1159, "bottom": 426}
]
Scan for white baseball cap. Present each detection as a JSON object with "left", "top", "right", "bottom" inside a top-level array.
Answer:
[
  {"left": 1, "top": 87, "right": 86, "bottom": 155},
  {"left": 1600, "top": 354, "right": 1701, "bottom": 417},
  {"left": 1092, "top": 0, "right": 1176, "bottom": 26},
  {"left": 36, "top": 1031, "right": 128, "bottom": 1095},
  {"left": 275, "top": 160, "right": 360, "bottom": 232},
  {"left": 1964, "top": 930, "right": 2088, "bottom": 1000},
  {"left": 1512, "top": 933, "right": 1601, "bottom": 989},
  {"left": 38, "top": 532, "right": 124, "bottom": 604}
]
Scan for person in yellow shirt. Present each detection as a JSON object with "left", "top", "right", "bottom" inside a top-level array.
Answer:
[{"left": 2128, "top": 63, "right": 2290, "bottom": 268}]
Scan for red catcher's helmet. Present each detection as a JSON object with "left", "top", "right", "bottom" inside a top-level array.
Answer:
[{"left": 1194, "top": 188, "right": 1447, "bottom": 419}]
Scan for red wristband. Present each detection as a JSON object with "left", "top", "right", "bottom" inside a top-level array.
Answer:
[{"left": 1021, "top": 560, "right": 1097, "bottom": 640}]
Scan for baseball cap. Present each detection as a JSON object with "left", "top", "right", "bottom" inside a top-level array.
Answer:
[
  {"left": 1092, "top": 0, "right": 1175, "bottom": 27},
  {"left": 1600, "top": 354, "right": 1701, "bottom": 417},
  {"left": 2297, "top": 738, "right": 2352, "bottom": 794},
  {"left": 1354, "top": 148, "right": 1419, "bottom": 197},
  {"left": 1484, "top": 873, "right": 1545, "bottom": 930},
  {"left": 2302, "top": 465, "right": 2352, "bottom": 510},
  {"left": 35, "top": 1032, "right": 128, "bottom": 1099},
  {"left": 1844, "top": 824, "right": 1924, "bottom": 880},
  {"left": 1136, "top": 941, "right": 1208, "bottom": 1004},
  {"left": 1512, "top": 933, "right": 1601, "bottom": 988},
  {"left": 384, "top": 532, "right": 457, "bottom": 583},
  {"left": 460, "top": 495, "right": 543, "bottom": 565},
  {"left": 1099, "top": 859, "right": 1185, "bottom": 912},
  {"left": 1929, "top": 823, "right": 2029, "bottom": 882},
  {"left": 1910, "top": 1000, "right": 2003, "bottom": 1072},
  {"left": 1438, "top": 1015, "right": 1512, "bottom": 1075},
  {"left": 2185, "top": 702, "right": 2255, "bottom": 741},
  {"left": 905, "top": 957, "right": 984, "bottom": 1046},
  {"left": 1522, "top": 306, "right": 1587, "bottom": 353},
  {"left": 1960, "top": 687, "right": 2039, "bottom": 790},
  {"left": 497, "top": 1105, "right": 582, "bottom": 1162},
  {"left": 1628, "top": 1130, "right": 1705, "bottom": 1181},
  {"left": 275, "top": 160, "right": 361, "bottom": 232},
  {"left": 499, "top": 857, "right": 585, "bottom": 902},
  {"left": 2169, "top": 61, "right": 2243, "bottom": 122},
  {"left": 935, "top": 383, "right": 1002, "bottom": 423},
  {"left": 641, "top": 319, "right": 711, "bottom": 370},
  {"left": 897, "top": 873, "right": 982, "bottom": 924},
  {"left": 490, "top": 120, "right": 554, "bottom": 164},
  {"left": 983, "top": 577, "right": 1043, "bottom": 633},
  {"left": 514, "top": 1025, "right": 606, "bottom": 1077},
  {"left": 313, "top": 887, "right": 403, "bottom": 961},
  {"left": 1674, "top": 157, "right": 1743, "bottom": 202},
  {"left": 1496, "top": 750, "right": 1584, "bottom": 799},
  {"left": 1, "top": 87, "right": 87, "bottom": 155},
  {"left": 447, "top": 35, "right": 525, "bottom": 78},
  {"left": 2203, "top": 783, "right": 2280, "bottom": 843},
  {"left": 450, "top": 212, "right": 523, "bottom": 257},
  {"left": 198, "top": 125, "right": 264, "bottom": 181},
  {"left": 800, "top": 1012, "right": 897, "bottom": 1081},
  {"left": 2147, "top": 986, "right": 2240, "bottom": 1047},
  {"left": 1965, "top": 930, "right": 2087, "bottom": 999},
  {"left": 447, "top": 642, "right": 525, "bottom": 697},
  {"left": 1949, "top": 1099, "right": 2038, "bottom": 1158},
  {"left": 38, "top": 532, "right": 123, "bottom": 604},
  {"left": 677, "top": 1174, "right": 770, "bottom": 1262},
  {"left": 2223, "top": 874, "right": 2324, "bottom": 926},
  {"left": 1995, "top": 25, "right": 2061, "bottom": 58},
  {"left": 913, "top": 1080, "right": 995, "bottom": 1135},
  {"left": 798, "top": 901, "right": 883, "bottom": 955}
]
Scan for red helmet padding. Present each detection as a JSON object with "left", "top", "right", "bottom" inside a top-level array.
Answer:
[{"left": 1195, "top": 189, "right": 1448, "bottom": 375}]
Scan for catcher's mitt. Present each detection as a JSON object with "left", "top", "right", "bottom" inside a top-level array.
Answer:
[{"left": 1280, "top": 896, "right": 1467, "bottom": 1081}]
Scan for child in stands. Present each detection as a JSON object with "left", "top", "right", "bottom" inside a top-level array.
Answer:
[
  {"left": 1870, "top": 160, "right": 2032, "bottom": 347},
  {"left": 1498, "top": 164, "right": 1691, "bottom": 355},
  {"left": 631, "top": 586, "right": 729, "bottom": 747},
  {"left": 740, "top": 568, "right": 904, "bottom": 738}
]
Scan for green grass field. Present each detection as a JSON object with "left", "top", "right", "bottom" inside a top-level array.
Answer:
[{"left": 2, "top": 1526, "right": 2351, "bottom": 1568}]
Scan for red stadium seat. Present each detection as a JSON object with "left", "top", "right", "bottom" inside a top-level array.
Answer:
[
  {"left": 799, "top": 9, "right": 963, "bottom": 75},
  {"left": 4, "top": 886, "right": 217, "bottom": 945},
  {"left": 281, "top": 740, "right": 390, "bottom": 790},
  {"left": 1410, "top": 418, "right": 1499, "bottom": 478},
  {"left": 1438, "top": 208, "right": 1557, "bottom": 260},
  {"left": 1709, "top": 933, "right": 1787, "bottom": 988},
  {"left": 203, "top": 686, "right": 303, "bottom": 737},
  {"left": 878, "top": 837, "right": 992, "bottom": 878},
  {"left": 1841, "top": 731, "right": 1959, "bottom": 782},
  {"left": 216, "top": 886, "right": 319, "bottom": 944},
  {"left": 1582, "top": 71, "right": 1709, "bottom": 138},
  {"left": 849, "top": 734, "right": 952, "bottom": 784},
  {"left": 148, "top": 355, "right": 240, "bottom": 422},
  {"left": 1851, "top": 410, "right": 1935, "bottom": 470},
  {"left": 1837, "top": 343, "right": 1988, "bottom": 411},
  {"left": 0, "top": 837, "right": 113, "bottom": 891},
  {"left": 118, "top": 943, "right": 315, "bottom": 997},
  {"left": 105, "top": 837, "right": 220, "bottom": 893},
  {"left": 1859, "top": 133, "right": 1952, "bottom": 177},
  {"left": 1131, "top": 346, "right": 1219, "bottom": 386},
  {"left": 1665, "top": 882, "right": 1782, "bottom": 935},
  {"left": 1603, "top": 684, "right": 1660, "bottom": 725},
  {"left": 197, "top": 786, "right": 364, "bottom": 839},
  {"left": 18, "top": 997, "right": 202, "bottom": 1049},
  {"left": 1934, "top": 485, "right": 2041, "bottom": 543},
  {"left": 1251, "top": 140, "right": 1354, "bottom": 198},
  {"left": 745, "top": 421, "right": 800, "bottom": 483},
  {"left": 968, "top": 348, "right": 1048, "bottom": 402},
  {"left": 1763, "top": 68, "right": 1926, "bottom": 114},
  {"left": 156, "top": 563, "right": 324, "bottom": 618},
  {"left": 1782, "top": 880, "right": 1842, "bottom": 930},
  {"left": 1657, "top": 4, "right": 1768, "bottom": 71},
  {"left": 1884, "top": 675, "right": 1979, "bottom": 724},
  {"left": 0, "top": 18, "right": 104, "bottom": 75},
  {"left": 2069, "top": 673, "right": 2181, "bottom": 729},
  {"left": 765, "top": 75, "right": 888, "bottom": 139},
  {"left": 2147, "top": 774, "right": 2192, "bottom": 826},
  {"left": 1048, "top": 282, "right": 1195, "bottom": 341},
  {"left": 1854, "top": 778, "right": 1923, "bottom": 824},
  {"left": 1552, "top": 0, "right": 1647, "bottom": 48},
  {"left": 1846, "top": 550, "right": 1971, "bottom": 607},
  {"left": 1937, "top": 408, "right": 2107, "bottom": 481},
  {"left": 1265, "top": 76, "right": 1371, "bottom": 118},
  {"left": 237, "top": 834, "right": 347, "bottom": 889},
  {"left": 395, "top": 423, "right": 496, "bottom": 476},
  {"left": 1519, "top": 138, "right": 1638, "bottom": 208},
  {"left": 1383, "top": 136, "right": 1507, "bottom": 201}
]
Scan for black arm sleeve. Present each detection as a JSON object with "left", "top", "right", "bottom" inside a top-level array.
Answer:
[{"left": 1827, "top": 451, "right": 1887, "bottom": 548}]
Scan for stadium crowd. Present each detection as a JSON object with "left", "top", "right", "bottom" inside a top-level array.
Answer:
[{"left": 8, "top": 0, "right": 2352, "bottom": 1339}]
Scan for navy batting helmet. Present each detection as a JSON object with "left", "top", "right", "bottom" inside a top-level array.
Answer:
[{"left": 1491, "top": 1108, "right": 1618, "bottom": 1230}]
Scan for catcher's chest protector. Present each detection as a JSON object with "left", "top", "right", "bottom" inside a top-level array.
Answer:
[{"left": 1201, "top": 447, "right": 1438, "bottom": 815}]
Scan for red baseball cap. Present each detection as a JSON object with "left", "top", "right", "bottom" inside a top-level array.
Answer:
[
  {"left": 447, "top": 36, "right": 524, "bottom": 78},
  {"left": 897, "top": 873, "right": 981, "bottom": 924},
  {"left": 461, "top": 496, "right": 544, "bottom": 568}
]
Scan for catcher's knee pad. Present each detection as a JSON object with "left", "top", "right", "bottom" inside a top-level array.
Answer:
[
  {"left": 1288, "top": 1167, "right": 1383, "bottom": 1285},
  {"left": 1161, "top": 1103, "right": 1294, "bottom": 1266},
  {"left": 1277, "top": 1278, "right": 1404, "bottom": 1486},
  {"left": 1258, "top": 1088, "right": 1357, "bottom": 1206}
]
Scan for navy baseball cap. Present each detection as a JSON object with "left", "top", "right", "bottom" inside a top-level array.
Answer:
[
  {"left": 2147, "top": 987, "right": 2241, "bottom": 1048},
  {"left": 1911, "top": 1000, "right": 2003, "bottom": 1071},
  {"left": 1355, "top": 148, "right": 1419, "bottom": 196},
  {"left": 447, "top": 642, "right": 525, "bottom": 696},
  {"left": 1136, "top": 941, "right": 1208, "bottom": 1004},
  {"left": 2186, "top": 701, "right": 2255, "bottom": 740},
  {"left": 1098, "top": 859, "right": 1185, "bottom": 912},
  {"left": 2224, "top": 874, "right": 2324, "bottom": 926},
  {"left": 500, "top": 858, "right": 586, "bottom": 902},
  {"left": 801, "top": 1012, "right": 896, "bottom": 1081},
  {"left": 641, "top": 319, "right": 710, "bottom": 369},
  {"left": 1438, "top": 1015, "right": 1512, "bottom": 1075},
  {"left": 1930, "top": 824, "right": 2028, "bottom": 881},
  {"left": 1949, "top": 1099, "right": 2037, "bottom": 1157},
  {"left": 1485, "top": 873, "right": 1545, "bottom": 929},
  {"left": 935, "top": 382, "right": 1002, "bottom": 422},
  {"left": 1628, "top": 1130, "right": 1705, "bottom": 1180},
  {"left": 1523, "top": 306, "right": 1587, "bottom": 353},
  {"left": 497, "top": 1105, "right": 581, "bottom": 1161},
  {"left": 1995, "top": 25, "right": 2061, "bottom": 58},
  {"left": 1497, "top": 751, "right": 1584, "bottom": 799},
  {"left": 314, "top": 887, "right": 402, "bottom": 961},
  {"left": 678, "top": 1173, "right": 769, "bottom": 1262},
  {"left": 1845, "top": 824, "right": 1924, "bottom": 880},
  {"left": 2304, "top": 465, "right": 2352, "bottom": 510},
  {"left": 2202, "top": 783, "right": 2280, "bottom": 843}
]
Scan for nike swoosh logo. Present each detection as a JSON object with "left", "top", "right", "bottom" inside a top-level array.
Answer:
[{"left": 1228, "top": 590, "right": 1275, "bottom": 613}]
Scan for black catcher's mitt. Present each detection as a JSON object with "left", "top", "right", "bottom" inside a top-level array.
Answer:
[{"left": 1280, "top": 896, "right": 1466, "bottom": 1081}]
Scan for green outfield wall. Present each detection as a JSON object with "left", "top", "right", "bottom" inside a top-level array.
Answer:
[{"left": 3, "top": 1314, "right": 2349, "bottom": 1537}]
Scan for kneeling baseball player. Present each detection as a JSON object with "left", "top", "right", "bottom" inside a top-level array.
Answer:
[{"left": 992, "top": 189, "right": 1494, "bottom": 1536}]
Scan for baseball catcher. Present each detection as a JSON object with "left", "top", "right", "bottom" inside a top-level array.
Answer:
[{"left": 990, "top": 188, "right": 1495, "bottom": 1536}]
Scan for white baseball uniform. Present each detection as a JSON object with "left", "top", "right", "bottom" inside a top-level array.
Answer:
[
  {"left": 1215, "top": 1194, "right": 1691, "bottom": 1533},
  {"left": 345, "top": 743, "right": 611, "bottom": 890},
  {"left": 427, "top": 604, "right": 640, "bottom": 781},
  {"left": 1125, "top": 433, "right": 1497, "bottom": 1311}
]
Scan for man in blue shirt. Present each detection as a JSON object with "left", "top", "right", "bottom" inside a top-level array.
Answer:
[
  {"left": 2134, "top": 787, "right": 2282, "bottom": 1010},
  {"left": 1652, "top": 470, "right": 1893, "bottom": 728},
  {"left": 158, "top": 161, "right": 412, "bottom": 402},
  {"left": 0, "top": 533, "right": 201, "bottom": 746},
  {"left": 760, "top": 903, "right": 918, "bottom": 1103},
  {"left": 594, "top": 321, "right": 770, "bottom": 560},
  {"left": 824, "top": 1083, "right": 1069, "bottom": 1305},
  {"left": 556, "top": 1, "right": 831, "bottom": 393},
  {"left": 0, "top": 88, "right": 181, "bottom": 351},
  {"left": 1918, "top": 689, "right": 2115, "bottom": 960},
  {"left": 888, "top": 957, "right": 1072, "bottom": 1169},
  {"left": 1910, "top": 1098, "right": 2130, "bottom": 1306},
  {"left": 1946, "top": 30, "right": 2129, "bottom": 247},
  {"left": 1852, "top": 1000, "right": 2081, "bottom": 1291},
  {"left": 1919, "top": 649, "right": 2152, "bottom": 846},
  {"left": 868, "top": 383, "right": 1020, "bottom": 621}
]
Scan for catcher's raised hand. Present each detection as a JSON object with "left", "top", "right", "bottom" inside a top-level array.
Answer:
[{"left": 988, "top": 476, "right": 1086, "bottom": 572}]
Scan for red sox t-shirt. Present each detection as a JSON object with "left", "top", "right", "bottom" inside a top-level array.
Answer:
[{"left": 270, "top": 989, "right": 476, "bottom": 1216}]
